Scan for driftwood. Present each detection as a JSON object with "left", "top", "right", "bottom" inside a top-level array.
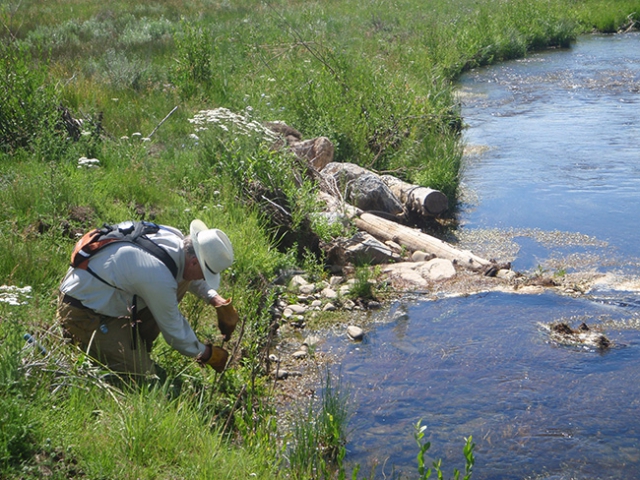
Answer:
[
  {"left": 322, "top": 162, "right": 448, "bottom": 219},
  {"left": 380, "top": 175, "right": 448, "bottom": 216},
  {"left": 322, "top": 163, "right": 405, "bottom": 217},
  {"left": 320, "top": 192, "right": 489, "bottom": 269}
]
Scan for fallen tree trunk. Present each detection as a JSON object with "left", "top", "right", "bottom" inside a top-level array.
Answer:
[
  {"left": 321, "top": 162, "right": 448, "bottom": 218},
  {"left": 380, "top": 175, "right": 448, "bottom": 216},
  {"left": 354, "top": 212, "right": 489, "bottom": 268},
  {"left": 319, "top": 192, "right": 489, "bottom": 268}
]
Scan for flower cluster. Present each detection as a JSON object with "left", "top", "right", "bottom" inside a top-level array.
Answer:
[
  {"left": 188, "top": 107, "right": 278, "bottom": 141},
  {"left": 78, "top": 156, "right": 100, "bottom": 168},
  {"left": 0, "top": 285, "right": 32, "bottom": 306}
]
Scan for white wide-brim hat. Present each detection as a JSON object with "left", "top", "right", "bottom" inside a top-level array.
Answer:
[{"left": 190, "top": 219, "right": 234, "bottom": 291}]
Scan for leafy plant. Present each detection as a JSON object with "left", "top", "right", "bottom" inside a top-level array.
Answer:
[
  {"left": 414, "top": 419, "right": 475, "bottom": 480},
  {"left": 349, "top": 266, "right": 379, "bottom": 301}
]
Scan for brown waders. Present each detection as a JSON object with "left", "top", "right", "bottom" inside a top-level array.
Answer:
[{"left": 56, "top": 282, "right": 191, "bottom": 376}]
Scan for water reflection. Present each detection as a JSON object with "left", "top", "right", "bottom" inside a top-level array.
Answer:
[
  {"left": 331, "top": 33, "right": 640, "bottom": 479},
  {"left": 331, "top": 292, "right": 640, "bottom": 479}
]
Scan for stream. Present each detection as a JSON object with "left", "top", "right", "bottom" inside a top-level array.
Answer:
[{"left": 327, "top": 33, "right": 640, "bottom": 479}]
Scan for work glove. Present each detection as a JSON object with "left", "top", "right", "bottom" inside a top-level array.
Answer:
[
  {"left": 198, "top": 344, "right": 229, "bottom": 373},
  {"left": 216, "top": 298, "right": 239, "bottom": 341}
]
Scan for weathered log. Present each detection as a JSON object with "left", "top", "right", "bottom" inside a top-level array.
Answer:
[
  {"left": 322, "top": 163, "right": 405, "bottom": 217},
  {"left": 319, "top": 192, "right": 489, "bottom": 268},
  {"left": 322, "top": 162, "right": 447, "bottom": 218},
  {"left": 380, "top": 175, "right": 448, "bottom": 216},
  {"left": 353, "top": 212, "right": 489, "bottom": 268}
]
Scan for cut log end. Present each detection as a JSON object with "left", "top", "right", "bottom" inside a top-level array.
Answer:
[{"left": 423, "top": 190, "right": 448, "bottom": 215}]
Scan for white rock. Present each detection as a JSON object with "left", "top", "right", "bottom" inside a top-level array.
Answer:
[
  {"left": 321, "top": 287, "right": 338, "bottom": 299},
  {"left": 289, "top": 275, "right": 309, "bottom": 290},
  {"left": 299, "top": 283, "right": 316, "bottom": 294},
  {"left": 418, "top": 258, "right": 456, "bottom": 281},
  {"left": 311, "top": 300, "right": 322, "bottom": 308},
  {"left": 497, "top": 269, "right": 516, "bottom": 280},
  {"left": 400, "top": 270, "right": 429, "bottom": 287},
  {"left": 347, "top": 325, "right": 364, "bottom": 341},
  {"left": 292, "top": 350, "right": 308, "bottom": 359},
  {"left": 282, "top": 308, "right": 294, "bottom": 318},
  {"left": 288, "top": 304, "right": 307, "bottom": 314},
  {"left": 380, "top": 262, "right": 419, "bottom": 276},
  {"left": 343, "top": 299, "right": 356, "bottom": 310},
  {"left": 303, "top": 335, "right": 320, "bottom": 347},
  {"left": 411, "top": 250, "right": 432, "bottom": 262},
  {"left": 329, "top": 276, "right": 344, "bottom": 286},
  {"left": 323, "top": 302, "right": 337, "bottom": 311}
]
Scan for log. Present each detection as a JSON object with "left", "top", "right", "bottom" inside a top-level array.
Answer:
[
  {"left": 354, "top": 212, "right": 489, "bottom": 268},
  {"left": 380, "top": 175, "right": 448, "bottom": 216},
  {"left": 319, "top": 192, "right": 489, "bottom": 268}
]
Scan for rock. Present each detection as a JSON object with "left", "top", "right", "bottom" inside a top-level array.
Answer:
[
  {"left": 367, "top": 301, "right": 382, "bottom": 309},
  {"left": 292, "top": 349, "right": 308, "bottom": 359},
  {"left": 497, "top": 269, "right": 517, "bottom": 281},
  {"left": 273, "top": 369, "right": 303, "bottom": 380},
  {"left": 322, "top": 162, "right": 405, "bottom": 217},
  {"left": 288, "top": 304, "right": 308, "bottom": 314},
  {"left": 324, "top": 231, "right": 402, "bottom": 266},
  {"left": 329, "top": 276, "right": 344, "bottom": 286},
  {"left": 340, "top": 285, "right": 351, "bottom": 295},
  {"left": 417, "top": 258, "right": 456, "bottom": 281},
  {"left": 321, "top": 287, "right": 338, "bottom": 300},
  {"left": 349, "top": 174, "right": 405, "bottom": 216},
  {"left": 381, "top": 263, "right": 429, "bottom": 287},
  {"left": 542, "top": 322, "right": 611, "bottom": 349},
  {"left": 290, "top": 137, "right": 334, "bottom": 171},
  {"left": 303, "top": 335, "right": 320, "bottom": 347},
  {"left": 343, "top": 299, "right": 356, "bottom": 310},
  {"left": 265, "top": 121, "right": 303, "bottom": 141},
  {"left": 282, "top": 308, "right": 294, "bottom": 318},
  {"left": 412, "top": 250, "right": 435, "bottom": 262},
  {"left": 311, "top": 300, "right": 322, "bottom": 308},
  {"left": 323, "top": 302, "right": 337, "bottom": 312},
  {"left": 289, "top": 275, "right": 310, "bottom": 291},
  {"left": 299, "top": 283, "right": 316, "bottom": 294},
  {"left": 347, "top": 325, "right": 364, "bottom": 341}
]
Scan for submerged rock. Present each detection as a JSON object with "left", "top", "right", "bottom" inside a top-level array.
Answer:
[{"left": 541, "top": 322, "right": 611, "bottom": 350}]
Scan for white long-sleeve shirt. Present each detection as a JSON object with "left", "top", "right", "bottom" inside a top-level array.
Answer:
[{"left": 60, "top": 225, "right": 216, "bottom": 357}]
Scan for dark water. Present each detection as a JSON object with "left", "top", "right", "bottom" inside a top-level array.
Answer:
[{"left": 329, "top": 33, "right": 640, "bottom": 479}]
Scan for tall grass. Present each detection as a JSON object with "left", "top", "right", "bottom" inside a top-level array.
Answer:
[{"left": 1, "top": 0, "right": 639, "bottom": 477}]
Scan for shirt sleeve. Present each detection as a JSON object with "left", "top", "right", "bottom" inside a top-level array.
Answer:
[
  {"left": 104, "top": 245, "right": 206, "bottom": 358},
  {"left": 188, "top": 279, "right": 218, "bottom": 303}
]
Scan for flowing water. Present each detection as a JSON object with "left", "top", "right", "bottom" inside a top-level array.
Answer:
[{"left": 327, "top": 33, "right": 640, "bottom": 479}]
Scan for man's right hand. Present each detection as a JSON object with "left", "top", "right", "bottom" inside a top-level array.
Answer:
[{"left": 199, "top": 344, "right": 229, "bottom": 373}]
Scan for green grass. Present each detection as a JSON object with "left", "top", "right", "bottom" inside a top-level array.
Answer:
[{"left": 2, "top": 0, "right": 639, "bottom": 477}]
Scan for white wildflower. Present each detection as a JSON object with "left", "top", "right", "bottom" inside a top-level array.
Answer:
[
  {"left": 0, "top": 285, "right": 32, "bottom": 306},
  {"left": 78, "top": 157, "right": 100, "bottom": 169}
]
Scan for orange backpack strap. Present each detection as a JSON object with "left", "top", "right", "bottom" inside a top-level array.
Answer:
[{"left": 70, "top": 228, "right": 104, "bottom": 270}]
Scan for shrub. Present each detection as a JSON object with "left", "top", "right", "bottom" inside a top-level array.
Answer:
[{"left": 0, "top": 42, "right": 60, "bottom": 153}]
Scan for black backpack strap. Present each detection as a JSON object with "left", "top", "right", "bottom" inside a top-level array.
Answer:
[
  {"left": 132, "top": 234, "right": 178, "bottom": 279},
  {"left": 103, "top": 221, "right": 179, "bottom": 279}
]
